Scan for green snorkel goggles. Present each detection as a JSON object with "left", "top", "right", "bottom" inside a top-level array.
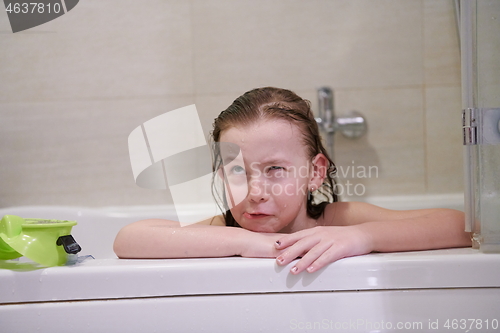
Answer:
[{"left": 0, "top": 215, "right": 81, "bottom": 267}]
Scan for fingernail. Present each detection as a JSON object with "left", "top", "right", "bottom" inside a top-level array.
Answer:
[
  {"left": 275, "top": 240, "right": 281, "bottom": 246},
  {"left": 291, "top": 266, "right": 298, "bottom": 274},
  {"left": 307, "top": 266, "right": 314, "bottom": 273},
  {"left": 277, "top": 256, "right": 284, "bottom": 264}
]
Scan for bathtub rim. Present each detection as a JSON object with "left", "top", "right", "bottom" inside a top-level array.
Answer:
[
  {"left": 1, "top": 247, "right": 500, "bottom": 305},
  {"left": 0, "top": 192, "right": 465, "bottom": 217}
]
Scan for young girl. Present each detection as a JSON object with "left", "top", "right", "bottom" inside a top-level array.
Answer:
[{"left": 114, "top": 87, "right": 471, "bottom": 274}]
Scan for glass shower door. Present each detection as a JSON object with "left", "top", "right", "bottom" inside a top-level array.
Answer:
[{"left": 461, "top": 0, "right": 500, "bottom": 252}]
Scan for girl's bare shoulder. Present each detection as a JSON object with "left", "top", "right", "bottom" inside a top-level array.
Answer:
[
  {"left": 319, "top": 201, "right": 394, "bottom": 226},
  {"left": 188, "top": 215, "right": 226, "bottom": 227},
  {"left": 319, "top": 201, "right": 450, "bottom": 226},
  {"left": 318, "top": 201, "right": 353, "bottom": 226}
]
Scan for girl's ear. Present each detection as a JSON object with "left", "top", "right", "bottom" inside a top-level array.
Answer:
[{"left": 310, "top": 154, "right": 328, "bottom": 191}]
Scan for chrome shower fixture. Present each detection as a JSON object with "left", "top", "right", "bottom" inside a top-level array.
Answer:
[{"left": 315, "top": 86, "right": 367, "bottom": 158}]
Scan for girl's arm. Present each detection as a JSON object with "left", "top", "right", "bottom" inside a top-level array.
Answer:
[
  {"left": 113, "top": 217, "right": 283, "bottom": 259},
  {"left": 328, "top": 202, "right": 471, "bottom": 251},
  {"left": 275, "top": 202, "right": 472, "bottom": 274}
]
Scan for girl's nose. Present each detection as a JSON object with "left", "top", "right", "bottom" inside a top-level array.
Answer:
[{"left": 247, "top": 178, "right": 270, "bottom": 202}]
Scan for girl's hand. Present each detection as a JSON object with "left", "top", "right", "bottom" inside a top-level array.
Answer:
[
  {"left": 238, "top": 232, "right": 286, "bottom": 259},
  {"left": 274, "top": 226, "right": 373, "bottom": 274}
]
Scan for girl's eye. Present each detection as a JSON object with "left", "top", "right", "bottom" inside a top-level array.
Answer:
[
  {"left": 266, "top": 166, "right": 285, "bottom": 176},
  {"left": 230, "top": 165, "right": 246, "bottom": 175}
]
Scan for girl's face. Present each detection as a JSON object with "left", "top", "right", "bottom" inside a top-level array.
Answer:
[{"left": 219, "top": 118, "right": 322, "bottom": 233}]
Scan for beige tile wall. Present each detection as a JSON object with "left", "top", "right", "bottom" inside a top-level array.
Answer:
[
  {"left": 477, "top": 0, "right": 500, "bottom": 107},
  {"left": 0, "top": 0, "right": 463, "bottom": 207}
]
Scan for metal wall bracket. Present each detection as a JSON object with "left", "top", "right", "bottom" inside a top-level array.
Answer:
[
  {"left": 462, "top": 108, "right": 500, "bottom": 145},
  {"left": 462, "top": 108, "right": 477, "bottom": 145}
]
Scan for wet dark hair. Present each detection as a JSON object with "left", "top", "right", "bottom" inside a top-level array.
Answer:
[{"left": 211, "top": 87, "right": 338, "bottom": 227}]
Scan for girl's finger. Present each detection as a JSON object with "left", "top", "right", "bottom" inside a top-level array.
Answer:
[
  {"left": 289, "top": 242, "right": 333, "bottom": 274},
  {"left": 275, "top": 228, "right": 318, "bottom": 249},
  {"left": 305, "top": 245, "right": 347, "bottom": 273},
  {"left": 276, "top": 236, "right": 319, "bottom": 266}
]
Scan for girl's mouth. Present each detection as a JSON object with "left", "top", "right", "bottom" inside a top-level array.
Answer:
[{"left": 243, "top": 212, "right": 271, "bottom": 219}]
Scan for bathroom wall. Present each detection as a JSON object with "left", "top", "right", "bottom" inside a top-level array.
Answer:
[{"left": 0, "top": 0, "right": 462, "bottom": 207}]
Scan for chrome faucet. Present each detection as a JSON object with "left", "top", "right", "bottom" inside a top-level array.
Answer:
[
  {"left": 317, "top": 87, "right": 335, "bottom": 134},
  {"left": 315, "top": 86, "right": 367, "bottom": 160}
]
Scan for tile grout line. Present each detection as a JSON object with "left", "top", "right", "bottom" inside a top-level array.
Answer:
[{"left": 422, "top": 0, "right": 429, "bottom": 193}]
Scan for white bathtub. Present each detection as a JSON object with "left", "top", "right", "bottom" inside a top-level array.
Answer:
[{"left": 1, "top": 193, "right": 500, "bottom": 333}]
